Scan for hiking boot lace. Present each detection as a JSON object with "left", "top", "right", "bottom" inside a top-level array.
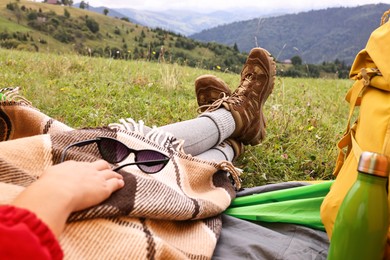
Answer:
[
  {"left": 227, "top": 75, "right": 253, "bottom": 105},
  {"left": 198, "top": 92, "right": 230, "bottom": 113},
  {"left": 216, "top": 161, "right": 243, "bottom": 191},
  {"left": 201, "top": 75, "right": 254, "bottom": 113}
]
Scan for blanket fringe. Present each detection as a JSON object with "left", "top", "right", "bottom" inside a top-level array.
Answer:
[
  {"left": 0, "top": 87, "right": 32, "bottom": 106},
  {"left": 108, "top": 118, "right": 185, "bottom": 152}
]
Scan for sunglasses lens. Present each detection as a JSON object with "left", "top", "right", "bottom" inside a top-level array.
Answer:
[
  {"left": 137, "top": 150, "right": 167, "bottom": 173},
  {"left": 99, "top": 138, "right": 129, "bottom": 163}
]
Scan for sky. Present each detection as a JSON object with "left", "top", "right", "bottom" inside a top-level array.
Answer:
[{"left": 84, "top": 0, "right": 389, "bottom": 12}]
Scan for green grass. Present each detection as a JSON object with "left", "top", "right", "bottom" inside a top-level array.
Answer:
[
  {"left": 0, "top": 48, "right": 352, "bottom": 187},
  {"left": 0, "top": 16, "right": 30, "bottom": 32}
]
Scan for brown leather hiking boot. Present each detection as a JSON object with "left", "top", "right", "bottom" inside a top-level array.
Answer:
[
  {"left": 195, "top": 74, "right": 232, "bottom": 112},
  {"left": 205, "top": 48, "right": 276, "bottom": 145}
]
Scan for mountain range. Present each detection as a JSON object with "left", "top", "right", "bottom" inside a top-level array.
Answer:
[
  {"left": 81, "top": 4, "right": 288, "bottom": 36},
  {"left": 191, "top": 3, "right": 390, "bottom": 64},
  {"left": 83, "top": 3, "right": 390, "bottom": 65}
]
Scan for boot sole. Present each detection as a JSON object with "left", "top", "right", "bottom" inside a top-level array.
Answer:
[{"left": 248, "top": 48, "right": 277, "bottom": 146}]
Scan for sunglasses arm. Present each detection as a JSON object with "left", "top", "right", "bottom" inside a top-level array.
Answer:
[
  {"left": 60, "top": 139, "right": 99, "bottom": 163},
  {"left": 112, "top": 158, "right": 169, "bottom": 172}
]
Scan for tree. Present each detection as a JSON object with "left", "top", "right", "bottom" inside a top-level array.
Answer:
[
  {"left": 79, "top": 1, "right": 85, "bottom": 9},
  {"left": 12, "top": 3, "right": 22, "bottom": 24},
  {"left": 60, "top": 0, "right": 73, "bottom": 6},
  {"left": 233, "top": 42, "right": 239, "bottom": 52},
  {"left": 64, "top": 8, "right": 70, "bottom": 18},
  {"left": 27, "top": 11, "right": 38, "bottom": 20},
  {"left": 103, "top": 8, "right": 109, "bottom": 16},
  {"left": 291, "top": 55, "right": 303, "bottom": 66},
  {"left": 85, "top": 17, "right": 99, "bottom": 33}
]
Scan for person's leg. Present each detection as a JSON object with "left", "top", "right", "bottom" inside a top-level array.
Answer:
[
  {"left": 158, "top": 108, "right": 235, "bottom": 156},
  {"left": 121, "top": 47, "right": 275, "bottom": 162},
  {"left": 195, "top": 139, "right": 244, "bottom": 162},
  {"left": 162, "top": 48, "right": 276, "bottom": 156},
  {"left": 111, "top": 115, "right": 237, "bottom": 161},
  {"left": 113, "top": 109, "right": 236, "bottom": 161},
  {"left": 131, "top": 76, "right": 236, "bottom": 161},
  {"left": 195, "top": 142, "right": 235, "bottom": 162}
]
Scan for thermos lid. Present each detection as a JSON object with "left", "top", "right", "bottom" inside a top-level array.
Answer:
[{"left": 358, "top": 151, "right": 389, "bottom": 177}]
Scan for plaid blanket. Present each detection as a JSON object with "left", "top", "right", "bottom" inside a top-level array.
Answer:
[{"left": 0, "top": 88, "right": 240, "bottom": 259}]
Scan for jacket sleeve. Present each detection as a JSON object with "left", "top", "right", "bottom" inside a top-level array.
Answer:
[{"left": 0, "top": 205, "right": 63, "bottom": 260}]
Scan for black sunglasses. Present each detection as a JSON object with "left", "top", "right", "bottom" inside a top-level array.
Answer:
[{"left": 60, "top": 137, "right": 170, "bottom": 173}]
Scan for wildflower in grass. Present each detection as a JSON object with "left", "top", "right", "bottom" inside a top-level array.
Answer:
[
  {"left": 271, "top": 104, "right": 282, "bottom": 111},
  {"left": 216, "top": 65, "right": 221, "bottom": 70},
  {"left": 308, "top": 125, "right": 315, "bottom": 131}
]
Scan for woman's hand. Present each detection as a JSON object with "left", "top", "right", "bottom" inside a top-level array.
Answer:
[
  {"left": 11, "top": 160, "right": 124, "bottom": 237},
  {"left": 41, "top": 160, "right": 124, "bottom": 211}
]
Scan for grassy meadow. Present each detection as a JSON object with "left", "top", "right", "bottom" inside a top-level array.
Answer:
[{"left": 0, "top": 48, "right": 353, "bottom": 187}]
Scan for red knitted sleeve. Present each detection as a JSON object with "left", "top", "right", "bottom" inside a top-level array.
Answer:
[{"left": 0, "top": 205, "right": 63, "bottom": 260}]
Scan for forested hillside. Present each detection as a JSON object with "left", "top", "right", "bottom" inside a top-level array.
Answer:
[
  {"left": 0, "top": 0, "right": 247, "bottom": 73},
  {"left": 191, "top": 4, "right": 390, "bottom": 65}
]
